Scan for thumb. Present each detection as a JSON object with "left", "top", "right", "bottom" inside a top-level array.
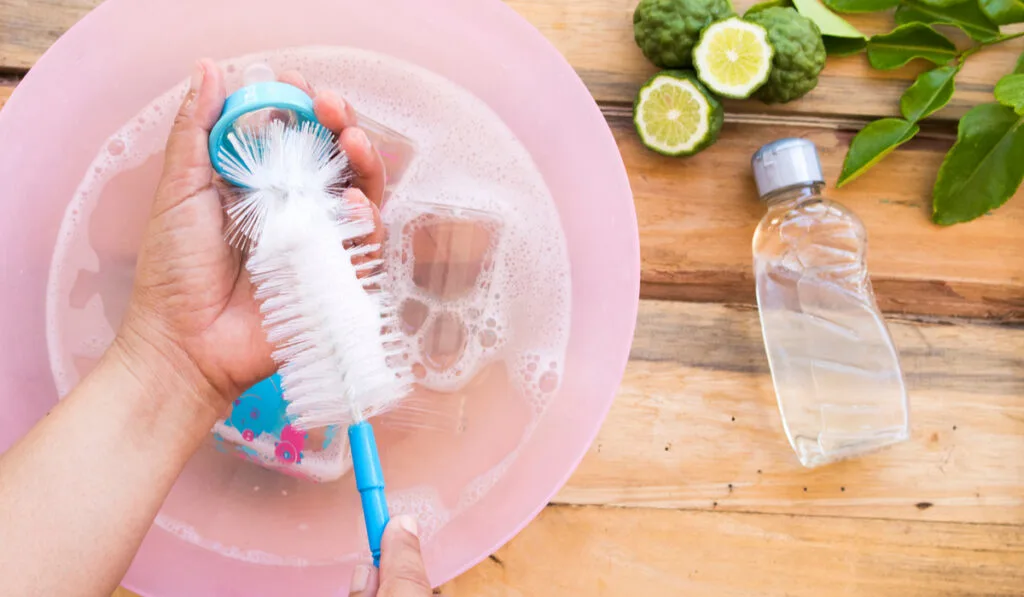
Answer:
[
  {"left": 156, "top": 58, "right": 226, "bottom": 211},
  {"left": 378, "top": 516, "right": 432, "bottom": 596}
]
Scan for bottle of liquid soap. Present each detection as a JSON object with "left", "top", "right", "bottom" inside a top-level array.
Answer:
[{"left": 750, "top": 138, "right": 909, "bottom": 468}]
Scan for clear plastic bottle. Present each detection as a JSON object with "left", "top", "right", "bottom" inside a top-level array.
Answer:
[{"left": 750, "top": 139, "right": 909, "bottom": 468}]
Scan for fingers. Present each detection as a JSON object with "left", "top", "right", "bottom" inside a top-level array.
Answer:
[
  {"left": 343, "top": 188, "right": 384, "bottom": 285},
  {"left": 278, "top": 71, "right": 387, "bottom": 206},
  {"left": 279, "top": 70, "right": 358, "bottom": 131},
  {"left": 338, "top": 126, "right": 387, "bottom": 207},
  {"left": 377, "top": 516, "right": 432, "bottom": 597},
  {"left": 347, "top": 563, "right": 380, "bottom": 597},
  {"left": 313, "top": 91, "right": 386, "bottom": 206},
  {"left": 343, "top": 188, "right": 384, "bottom": 255},
  {"left": 313, "top": 89, "right": 359, "bottom": 131},
  {"left": 157, "top": 59, "right": 227, "bottom": 212},
  {"left": 278, "top": 69, "right": 315, "bottom": 96},
  {"left": 181, "top": 59, "right": 227, "bottom": 134}
]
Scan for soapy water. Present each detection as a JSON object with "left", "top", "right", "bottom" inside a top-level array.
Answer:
[{"left": 45, "top": 47, "right": 570, "bottom": 564}]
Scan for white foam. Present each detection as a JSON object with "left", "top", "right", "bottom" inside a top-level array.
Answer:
[
  {"left": 387, "top": 485, "right": 451, "bottom": 542},
  {"left": 46, "top": 46, "right": 571, "bottom": 564},
  {"left": 457, "top": 438, "right": 525, "bottom": 512},
  {"left": 154, "top": 514, "right": 326, "bottom": 567}
]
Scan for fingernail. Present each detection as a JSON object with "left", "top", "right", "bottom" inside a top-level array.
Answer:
[
  {"left": 190, "top": 61, "right": 206, "bottom": 93},
  {"left": 396, "top": 515, "right": 418, "bottom": 537},
  {"left": 324, "top": 89, "right": 346, "bottom": 110},
  {"left": 342, "top": 187, "right": 367, "bottom": 203},
  {"left": 356, "top": 128, "right": 375, "bottom": 152},
  {"left": 349, "top": 564, "right": 371, "bottom": 593}
]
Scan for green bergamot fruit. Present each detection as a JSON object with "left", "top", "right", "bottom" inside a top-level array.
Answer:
[
  {"left": 744, "top": 7, "right": 825, "bottom": 104},
  {"left": 634, "top": 0, "right": 735, "bottom": 68},
  {"left": 633, "top": 70, "right": 724, "bottom": 157}
]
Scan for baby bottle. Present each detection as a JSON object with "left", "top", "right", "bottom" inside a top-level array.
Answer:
[
  {"left": 209, "top": 62, "right": 422, "bottom": 482},
  {"left": 750, "top": 138, "right": 909, "bottom": 468}
]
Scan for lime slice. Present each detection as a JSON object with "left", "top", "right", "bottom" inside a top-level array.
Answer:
[
  {"left": 633, "top": 71, "right": 723, "bottom": 157},
  {"left": 693, "top": 17, "right": 774, "bottom": 99}
]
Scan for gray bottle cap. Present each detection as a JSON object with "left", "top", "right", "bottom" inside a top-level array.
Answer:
[{"left": 751, "top": 138, "right": 824, "bottom": 199}]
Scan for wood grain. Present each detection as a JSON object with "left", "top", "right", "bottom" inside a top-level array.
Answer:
[
  {"left": 2, "top": 0, "right": 1023, "bottom": 120},
  {"left": 0, "top": 0, "right": 101, "bottom": 71},
  {"left": 613, "top": 110, "right": 1024, "bottom": 321},
  {"left": 4, "top": 0, "right": 1024, "bottom": 321},
  {"left": 2, "top": 77, "right": 1021, "bottom": 320},
  {"left": 0, "top": 78, "right": 11, "bottom": 108},
  {"left": 441, "top": 506, "right": 1024, "bottom": 597},
  {"left": 110, "top": 503, "right": 1024, "bottom": 597},
  {"left": 506, "top": 0, "right": 1024, "bottom": 121},
  {"left": 557, "top": 300, "right": 1024, "bottom": 523},
  {"left": 4, "top": 2, "right": 1023, "bottom": 595},
  {"left": 109, "top": 299, "right": 1023, "bottom": 597}
]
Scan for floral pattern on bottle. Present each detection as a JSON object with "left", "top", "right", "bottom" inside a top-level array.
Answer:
[{"left": 275, "top": 424, "right": 307, "bottom": 464}]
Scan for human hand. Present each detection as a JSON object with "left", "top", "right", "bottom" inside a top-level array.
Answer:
[
  {"left": 114, "top": 58, "right": 387, "bottom": 414},
  {"left": 348, "top": 516, "right": 433, "bottom": 597}
]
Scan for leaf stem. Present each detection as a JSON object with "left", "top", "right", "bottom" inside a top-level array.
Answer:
[
  {"left": 958, "top": 31, "right": 1024, "bottom": 65},
  {"left": 959, "top": 46, "right": 980, "bottom": 64},
  {"left": 990, "top": 31, "right": 1024, "bottom": 45}
]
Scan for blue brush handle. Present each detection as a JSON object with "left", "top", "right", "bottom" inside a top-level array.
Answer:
[{"left": 348, "top": 421, "right": 389, "bottom": 567}]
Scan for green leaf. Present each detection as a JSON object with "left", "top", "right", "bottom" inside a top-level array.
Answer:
[
  {"left": 933, "top": 103, "right": 1024, "bottom": 224},
  {"left": 895, "top": 0, "right": 999, "bottom": 42},
  {"left": 838, "top": 118, "right": 920, "bottom": 187},
  {"left": 917, "top": 0, "right": 973, "bottom": 8},
  {"left": 745, "top": 0, "right": 793, "bottom": 15},
  {"left": 994, "top": 73, "right": 1024, "bottom": 114},
  {"left": 900, "top": 65, "right": 959, "bottom": 122},
  {"left": 825, "top": 36, "right": 868, "bottom": 55},
  {"left": 1015, "top": 49, "right": 1024, "bottom": 73},
  {"left": 867, "top": 23, "right": 958, "bottom": 70},
  {"left": 793, "top": 0, "right": 866, "bottom": 38},
  {"left": 792, "top": 0, "right": 867, "bottom": 56},
  {"left": 980, "top": 0, "right": 1024, "bottom": 25},
  {"left": 822, "top": 0, "right": 900, "bottom": 13}
]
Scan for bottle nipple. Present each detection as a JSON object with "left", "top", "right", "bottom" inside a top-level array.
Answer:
[{"left": 243, "top": 62, "right": 277, "bottom": 86}]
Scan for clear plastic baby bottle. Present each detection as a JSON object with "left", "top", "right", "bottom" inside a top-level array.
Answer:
[
  {"left": 235, "top": 62, "right": 418, "bottom": 201},
  {"left": 750, "top": 138, "right": 909, "bottom": 468},
  {"left": 209, "top": 62, "right": 424, "bottom": 482}
]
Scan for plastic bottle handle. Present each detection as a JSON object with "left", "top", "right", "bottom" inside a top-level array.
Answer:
[{"left": 348, "top": 421, "right": 390, "bottom": 567}]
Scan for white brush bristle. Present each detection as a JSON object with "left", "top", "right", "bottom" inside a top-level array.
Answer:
[
  {"left": 220, "top": 120, "right": 411, "bottom": 430},
  {"left": 220, "top": 120, "right": 353, "bottom": 250}
]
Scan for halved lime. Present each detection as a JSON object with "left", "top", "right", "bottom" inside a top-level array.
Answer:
[
  {"left": 633, "top": 71, "right": 723, "bottom": 157},
  {"left": 693, "top": 17, "right": 774, "bottom": 100}
]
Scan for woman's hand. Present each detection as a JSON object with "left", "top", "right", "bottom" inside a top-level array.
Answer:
[
  {"left": 348, "top": 516, "right": 434, "bottom": 597},
  {"left": 117, "top": 58, "right": 387, "bottom": 414},
  {"left": 0, "top": 59, "right": 396, "bottom": 597}
]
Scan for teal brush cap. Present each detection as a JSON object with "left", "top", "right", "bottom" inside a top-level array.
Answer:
[{"left": 208, "top": 81, "right": 319, "bottom": 182}]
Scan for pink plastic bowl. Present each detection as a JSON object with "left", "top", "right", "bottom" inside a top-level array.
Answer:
[{"left": 0, "top": 0, "right": 638, "bottom": 594}]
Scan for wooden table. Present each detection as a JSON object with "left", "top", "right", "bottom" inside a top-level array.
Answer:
[{"left": 3, "top": 1, "right": 1023, "bottom": 595}]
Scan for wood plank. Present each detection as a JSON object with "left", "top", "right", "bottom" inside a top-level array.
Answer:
[
  {"left": 111, "top": 503, "right": 1024, "bottom": 597},
  {"left": 441, "top": 505, "right": 1024, "bottom": 596},
  {"left": 506, "top": 0, "right": 1024, "bottom": 121},
  {"left": 110, "top": 506, "right": 1024, "bottom": 596},
  {"left": 0, "top": 79, "right": 12, "bottom": 109},
  {"left": 0, "top": 0, "right": 101, "bottom": 71},
  {"left": 2, "top": 0, "right": 1022, "bottom": 120},
  {"left": 3, "top": 77, "right": 1021, "bottom": 319},
  {"left": 113, "top": 297, "right": 1024, "bottom": 597},
  {"left": 557, "top": 300, "right": 1024, "bottom": 524},
  {"left": 613, "top": 110, "right": 1024, "bottom": 321}
]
